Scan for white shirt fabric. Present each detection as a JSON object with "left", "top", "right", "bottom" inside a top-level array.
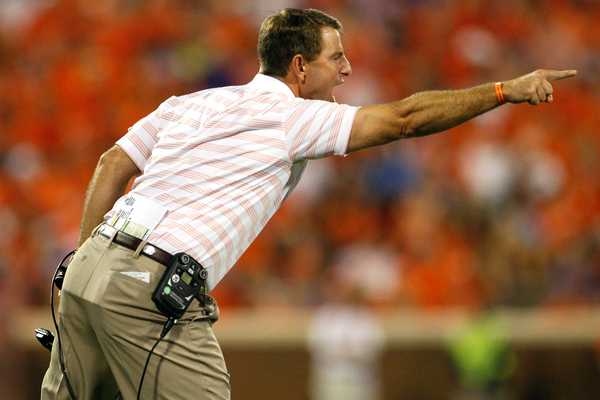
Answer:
[{"left": 109, "top": 74, "right": 359, "bottom": 291}]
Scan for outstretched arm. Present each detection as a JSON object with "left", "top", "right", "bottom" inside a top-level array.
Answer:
[
  {"left": 347, "top": 69, "right": 577, "bottom": 153},
  {"left": 78, "top": 145, "right": 141, "bottom": 247}
]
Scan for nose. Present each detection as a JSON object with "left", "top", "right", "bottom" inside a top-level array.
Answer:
[{"left": 341, "top": 55, "right": 352, "bottom": 76}]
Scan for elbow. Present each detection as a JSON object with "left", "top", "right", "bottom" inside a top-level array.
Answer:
[
  {"left": 386, "top": 102, "right": 416, "bottom": 140},
  {"left": 97, "top": 145, "right": 121, "bottom": 169},
  {"left": 96, "top": 145, "right": 141, "bottom": 182},
  {"left": 386, "top": 111, "right": 416, "bottom": 140},
  {"left": 396, "top": 118, "right": 416, "bottom": 140}
]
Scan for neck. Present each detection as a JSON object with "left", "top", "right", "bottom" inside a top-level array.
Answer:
[{"left": 263, "top": 72, "right": 301, "bottom": 98}]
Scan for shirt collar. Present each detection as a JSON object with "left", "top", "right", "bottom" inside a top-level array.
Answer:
[{"left": 247, "top": 74, "right": 297, "bottom": 98}]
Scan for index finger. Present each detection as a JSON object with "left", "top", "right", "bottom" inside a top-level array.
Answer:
[{"left": 542, "top": 69, "right": 578, "bottom": 81}]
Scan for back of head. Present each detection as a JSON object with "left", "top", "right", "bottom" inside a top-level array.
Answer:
[{"left": 258, "top": 8, "right": 343, "bottom": 78}]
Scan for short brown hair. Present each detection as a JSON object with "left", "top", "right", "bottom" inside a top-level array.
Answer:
[{"left": 258, "top": 8, "right": 343, "bottom": 78}]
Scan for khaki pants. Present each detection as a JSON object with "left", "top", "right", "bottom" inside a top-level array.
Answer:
[{"left": 41, "top": 230, "right": 230, "bottom": 400}]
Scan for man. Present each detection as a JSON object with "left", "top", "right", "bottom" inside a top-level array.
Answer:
[{"left": 41, "top": 7, "right": 576, "bottom": 400}]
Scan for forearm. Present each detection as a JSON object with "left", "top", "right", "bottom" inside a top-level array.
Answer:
[
  {"left": 348, "top": 69, "right": 576, "bottom": 153},
  {"left": 348, "top": 83, "right": 499, "bottom": 152},
  {"left": 78, "top": 145, "right": 140, "bottom": 247},
  {"left": 395, "top": 82, "right": 499, "bottom": 139}
]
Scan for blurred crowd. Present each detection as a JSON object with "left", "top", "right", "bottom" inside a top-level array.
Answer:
[{"left": 1, "top": 0, "right": 600, "bottom": 317}]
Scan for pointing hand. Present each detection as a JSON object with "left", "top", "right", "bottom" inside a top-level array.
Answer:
[{"left": 503, "top": 69, "right": 577, "bottom": 105}]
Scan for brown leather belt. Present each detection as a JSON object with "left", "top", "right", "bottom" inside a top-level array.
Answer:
[{"left": 96, "top": 224, "right": 173, "bottom": 266}]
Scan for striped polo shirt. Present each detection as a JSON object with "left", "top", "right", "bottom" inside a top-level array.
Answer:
[{"left": 109, "top": 73, "right": 359, "bottom": 291}]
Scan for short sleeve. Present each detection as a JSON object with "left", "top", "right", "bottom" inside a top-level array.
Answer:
[
  {"left": 116, "top": 101, "right": 169, "bottom": 171},
  {"left": 283, "top": 99, "right": 359, "bottom": 162}
]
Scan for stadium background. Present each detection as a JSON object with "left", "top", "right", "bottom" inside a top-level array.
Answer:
[{"left": 1, "top": 0, "right": 600, "bottom": 398}]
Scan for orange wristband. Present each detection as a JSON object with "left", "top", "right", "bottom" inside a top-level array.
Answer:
[{"left": 495, "top": 82, "right": 506, "bottom": 105}]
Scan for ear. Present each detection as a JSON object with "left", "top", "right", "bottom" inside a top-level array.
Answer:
[{"left": 290, "top": 54, "right": 308, "bottom": 84}]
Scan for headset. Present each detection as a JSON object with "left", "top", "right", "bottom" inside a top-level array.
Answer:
[{"left": 37, "top": 250, "right": 208, "bottom": 400}]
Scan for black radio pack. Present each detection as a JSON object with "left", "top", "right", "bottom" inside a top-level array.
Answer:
[{"left": 151, "top": 253, "right": 208, "bottom": 319}]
